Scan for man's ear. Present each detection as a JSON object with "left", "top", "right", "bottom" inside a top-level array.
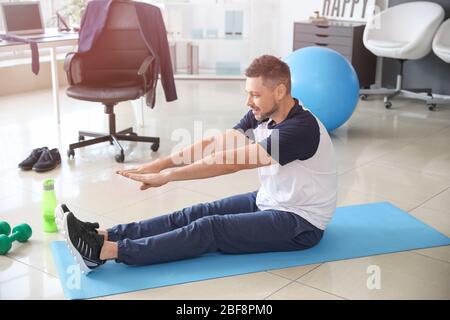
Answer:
[{"left": 275, "top": 83, "right": 287, "bottom": 100}]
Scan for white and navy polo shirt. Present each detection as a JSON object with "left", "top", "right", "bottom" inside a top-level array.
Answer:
[{"left": 233, "top": 98, "right": 337, "bottom": 230}]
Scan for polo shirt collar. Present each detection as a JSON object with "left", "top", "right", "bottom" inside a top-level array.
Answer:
[{"left": 266, "top": 98, "right": 302, "bottom": 129}]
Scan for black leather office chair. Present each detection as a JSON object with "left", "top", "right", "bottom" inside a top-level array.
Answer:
[{"left": 64, "top": 1, "right": 160, "bottom": 163}]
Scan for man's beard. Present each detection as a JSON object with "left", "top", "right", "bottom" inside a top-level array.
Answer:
[{"left": 257, "top": 102, "right": 279, "bottom": 121}]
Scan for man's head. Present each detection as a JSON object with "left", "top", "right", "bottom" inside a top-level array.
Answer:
[{"left": 245, "top": 55, "right": 292, "bottom": 121}]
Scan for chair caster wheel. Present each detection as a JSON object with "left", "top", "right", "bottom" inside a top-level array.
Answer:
[
  {"left": 427, "top": 104, "right": 436, "bottom": 111},
  {"left": 360, "top": 94, "right": 368, "bottom": 101},
  {"left": 151, "top": 143, "right": 160, "bottom": 152},
  {"left": 115, "top": 151, "right": 125, "bottom": 163},
  {"left": 385, "top": 101, "right": 392, "bottom": 109},
  {"left": 67, "top": 149, "right": 75, "bottom": 158},
  {"left": 78, "top": 135, "right": 85, "bottom": 142}
]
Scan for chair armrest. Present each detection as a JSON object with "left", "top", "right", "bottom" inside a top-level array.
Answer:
[
  {"left": 64, "top": 52, "right": 83, "bottom": 85},
  {"left": 137, "top": 55, "right": 154, "bottom": 76},
  {"left": 137, "top": 55, "right": 157, "bottom": 108}
]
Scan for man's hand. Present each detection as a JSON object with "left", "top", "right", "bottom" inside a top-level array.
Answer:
[
  {"left": 123, "top": 172, "right": 171, "bottom": 190},
  {"left": 116, "top": 160, "right": 163, "bottom": 176}
]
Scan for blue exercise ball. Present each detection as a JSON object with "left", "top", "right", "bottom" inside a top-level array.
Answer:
[{"left": 284, "top": 47, "right": 360, "bottom": 132}]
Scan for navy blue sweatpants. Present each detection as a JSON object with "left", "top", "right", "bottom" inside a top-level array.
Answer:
[{"left": 107, "top": 191, "right": 324, "bottom": 266}]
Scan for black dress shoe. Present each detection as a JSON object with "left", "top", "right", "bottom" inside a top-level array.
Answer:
[
  {"left": 32, "top": 148, "right": 61, "bottom": 172},
  {"left": 18, "top": 147, "right": 47, "bottom": 171}
]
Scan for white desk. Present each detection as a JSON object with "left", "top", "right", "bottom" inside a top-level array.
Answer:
[
  {"left": 0, "top": 32, "right": 147, "bottom": 127},
  {"left": 0, "top": 32, "right": 79, "bottom": 124}
]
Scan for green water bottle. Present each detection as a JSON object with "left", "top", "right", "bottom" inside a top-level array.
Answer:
[{"left": 42, "top": 179, "right": 58, "bottom": 233}]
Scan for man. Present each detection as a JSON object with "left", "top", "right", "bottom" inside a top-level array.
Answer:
[{"left": 61, "top": 55, "right": 337, "bottom": 274}]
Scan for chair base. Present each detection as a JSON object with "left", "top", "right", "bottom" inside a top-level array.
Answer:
[
  {"left": 360, "top": 87, "right": 433, "bottom": 109},
  {"left": 67, "top": 104, "right": 160, "bottom": 163},
  {"left": 359, "top": 59, "right": 444, "bottom": 111},
  {"left": 425, "top": 95, "right": 450, "bottom": 111}
]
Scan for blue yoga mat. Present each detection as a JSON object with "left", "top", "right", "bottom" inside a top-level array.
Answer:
[{"left": 51, "top": 202, "right": 450, "bottom": 299}]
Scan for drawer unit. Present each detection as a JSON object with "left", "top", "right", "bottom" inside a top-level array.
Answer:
[
  {"left": 293, "top": 40, "right": 352, "bottom": 60},
  {"left": 293, "top": 21, "right": 376, "bottom": 88},
  {"left": 294, "top": 33, "right": 353, "bottom": 47},
  {"left": 293, "top": 23, "right": 354, "bottom": 37}
]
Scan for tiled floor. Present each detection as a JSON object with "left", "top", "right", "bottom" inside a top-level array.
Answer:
[{"left": 0, "top": 80, "right": 449, "bottom": 300}]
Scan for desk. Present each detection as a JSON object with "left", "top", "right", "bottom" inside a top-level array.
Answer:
[
  {"left": 0, "top": 32, "right": 79, "bottom": 124},
  {"left": 0, "top": 32, "right": 147, "bottom": 127}
]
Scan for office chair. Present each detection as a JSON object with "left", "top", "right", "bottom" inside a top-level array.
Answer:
[
  {"left": 426, "top": 18, "right": 450, "bottom": 109},
  {"left": 359, "top": 1, "right": 444, "bottom": 110},
  {"left": 64, "top": 1, "right": 160, "bottom": 163}
]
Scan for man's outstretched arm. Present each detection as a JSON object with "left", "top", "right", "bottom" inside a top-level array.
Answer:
[
  {"left": 117, "top": 129, "right": 252, "bottom": 175},
  {"left": 124, "top": 141, "right": 276, "bottom": 189},
  {"left": 167, "top": 142, "right": 275, "bottom": 181}
]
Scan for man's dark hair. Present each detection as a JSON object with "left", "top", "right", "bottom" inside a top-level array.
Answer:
[{"left": 245, "top": 55, "right": 291, "bottom": 94}]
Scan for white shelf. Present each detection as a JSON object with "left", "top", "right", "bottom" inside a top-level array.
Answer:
[
  {"left": 169, "top": 37, "right": 249, "bottom": 42},
  {"left": 161, "top": 0, "right": 249, "bottom": 7},
  {"left": 159, "top": 0, "right": 253, "bottom": 78},
  {"left": 174, "top": 73, "right": 245, "bottom": 80}
]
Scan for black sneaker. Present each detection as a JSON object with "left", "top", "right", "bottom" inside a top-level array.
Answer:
[
  {"left": 32, "top": 148, "right": 61, "bottom": 172},
  {"left": 56, "top": 204, "right": 99, "bottom": 233},
  {"left": 18, "top": 147, "right": 47, "bottom": 170},
  {"left": 63, "top": 212, "right": 105, "bottom": 274}
]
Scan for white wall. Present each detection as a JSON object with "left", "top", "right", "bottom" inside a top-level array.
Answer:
[
  {"left": 249, "top": 0, "right": 281, "bottom": 58},
  {"left": 277, "top": 0, "right": 323, "bottom": 58}
]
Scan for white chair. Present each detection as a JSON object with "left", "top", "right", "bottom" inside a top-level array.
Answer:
[
  {"left": 359, "top": 1, "right": 444, "bottom": 109},
  {"left": 426, "top": 19, "right": 450, "bottom": 109},
  {"left": 433, "top": 19, "right": 450, "bottom": 63}
]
